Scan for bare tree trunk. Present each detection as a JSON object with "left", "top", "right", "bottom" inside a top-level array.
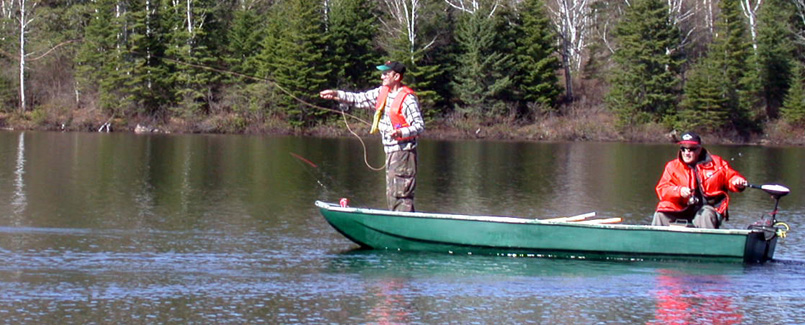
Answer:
[
  {"left": 740, "top": 0, "right": 763, "bottom": 55},
  {"left": 562, "top": 23, "right": 573, "bottom": 101},
  {"left": 18, "top": 0, "right": 27, "bottom": 113},
  {"left": 795, "top": 0, "right": 805, "bottom": 43},
  {"left": 187, "top": 0, "right": 192, "bottom": 34},
  {"left": 444, "top": 0, "right": 500, "bottom": 16},
  {"left": 547, "top": 0, "right": 591, "bottom": 101},
  {"left": 380, "top": 0, "right": 434, "bottom": 63}
]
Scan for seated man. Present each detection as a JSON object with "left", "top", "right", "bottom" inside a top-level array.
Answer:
[{"left": 652, "top": 132, "right": 747, "bottom": 229}]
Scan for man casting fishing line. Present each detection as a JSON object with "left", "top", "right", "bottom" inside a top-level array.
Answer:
[{"left": 319, "top": 61, "right": 425, "bottom": 212}]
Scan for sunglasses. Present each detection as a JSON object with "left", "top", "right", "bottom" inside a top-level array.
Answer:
[{"left": 679, "top": 146, "right": 700, "bottom": 152}]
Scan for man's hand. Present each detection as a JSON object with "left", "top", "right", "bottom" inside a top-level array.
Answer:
[
  {"left": 679, "top": 186, "right": 692, "bottom": 198},
  {"left": 731, "top": 177, "right": 748, "bottom": 189},
  {"left": 319, "top": 90, "right": 338, "bottom": 100},
  {"left": 386, "top": 129, "right": 401, "bottom": 139}
]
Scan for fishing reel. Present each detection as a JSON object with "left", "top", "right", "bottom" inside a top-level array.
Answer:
[{"left": 747, "top": 184, "right": 791, "bottom": 240}]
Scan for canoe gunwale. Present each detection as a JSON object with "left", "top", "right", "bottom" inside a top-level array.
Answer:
[{"left": 315, "top": 200, "right": 756, "bottom": 235}]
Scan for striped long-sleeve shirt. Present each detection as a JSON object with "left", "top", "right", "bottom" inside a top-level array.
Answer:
[{"left": 338, "top": 86, "right": 425, "bottom": 153}]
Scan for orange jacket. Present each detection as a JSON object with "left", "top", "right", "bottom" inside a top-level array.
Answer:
[
  {"left": 655, "top": 150, "right": 745, "bottom": 217},
  {"left": 375, "top": 85, "right": 415, "bottom": 141}
]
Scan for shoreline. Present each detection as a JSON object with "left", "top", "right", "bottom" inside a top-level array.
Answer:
[{"left": 1, "top": 111, "right": 803, "bottom": 147}]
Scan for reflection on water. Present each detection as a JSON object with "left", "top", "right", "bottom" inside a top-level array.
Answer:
[
  {"left": 12, "top": 132, "right": 26, "bottom": 218},
  {"left": 0, "top": 131, "right": 803, "bottom": 323},
  {"left": 651, "top": 269, "right": 742, "bottom": 324}
]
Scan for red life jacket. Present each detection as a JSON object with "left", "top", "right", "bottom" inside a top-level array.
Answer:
[{"left": 375, "top": 85, "right": 416, "bottom": 141}]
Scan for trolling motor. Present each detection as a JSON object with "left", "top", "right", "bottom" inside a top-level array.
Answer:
[{"left": 748, "top": 184, "right": 791, "bottom": 240}]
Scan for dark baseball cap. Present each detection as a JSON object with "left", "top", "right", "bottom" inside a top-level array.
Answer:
[
  {"left": 678, "top": 132, "right": 702, "bottom": 145},
  {"left": 377, "top": 61, "right": 406, "bottom": 74}
]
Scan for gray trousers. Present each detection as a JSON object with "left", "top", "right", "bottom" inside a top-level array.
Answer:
[
  {"left": 652, "top": 205, "right": 721, "bottom": 229},
  {"left": 386, "top": 149, "right": 417, "bottom": 212}
]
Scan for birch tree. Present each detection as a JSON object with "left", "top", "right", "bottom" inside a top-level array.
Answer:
[
  {"left": 546, "top": 0, "right": 592, "bottom": 101},
  {"left": 739, "top": 0, "right": 763, "bottom": 54},
  {"left": 444, "top": 0, "right": 501, "bottom": 15},
  {"left": 16, "top": 0, "right": 38, "bottom": 113},
  {"left": 377, "top": 0, "right": 445, "bottom": 110},
  {"left": 379, "top": 0, "right": 435, "bottom": 62}
]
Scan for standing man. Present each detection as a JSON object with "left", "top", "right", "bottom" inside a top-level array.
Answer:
[
  {"left": 652, "top": 132, "right": 748, "bottom": 228},
  {"left": 320, "top": 61, "right": 425, "bottom": 212}
]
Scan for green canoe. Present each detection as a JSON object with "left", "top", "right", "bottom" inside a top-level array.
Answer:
[{"left": 316, "top": 201, "right": 781, "bottom": 263}]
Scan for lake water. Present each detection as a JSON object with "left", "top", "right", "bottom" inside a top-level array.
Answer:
[{"left": 0, "top": 131, "right": 803, "bottom": 323}]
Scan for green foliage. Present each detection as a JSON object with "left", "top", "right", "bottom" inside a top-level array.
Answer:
[
  {"left": 756, "top": 0, "right": 795, "bottom": 120},
  {"left": 125, "top": 0, "right": 173, "bottom": 117},
  {"left": 781, "top": 62, "right": 805, "bottom": 126},
  {"left": 711, "top": 0, "right": 753, "bottom": 131},
  {"left": 257, "top": 0, "right": 330, "bottom": 126},
  {"left": 7, "top": 0, "right": 805, "bottom": 138},
  {"left": 225, "top": 9, "right": 264, "bottom": 80},
  {"left": 606, "top": 0, "right": 683, "bottom": 127},
  {"left": 74, "top": 0, "right": 121, "bottom": 112},
  {"left": 451, "top": 8, "right": 513, "bottom": 118},
  {"left": 326, "top": 0, "right": 379, "bottom": 90},
  {"left": 162, "top": 0, "right": 222, "bottom": 117},
  {"left": 678, "top": 0, "right": 757, "bottom": 135},
  {"left": 678, "top": 59, "right": 729, "bottom": 132},
  {"left": 512, "top": 0, "right": 562, "bottom": 112}
]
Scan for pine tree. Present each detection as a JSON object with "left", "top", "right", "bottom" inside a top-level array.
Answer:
[
  {"left": 125, "top": 0, "right": 173, "bottom": 117},
  {"left": 513, "top": 0, "right": 562, "bottom": 112},
  {"left": 781, "top": 61, "right": 805, "bottom": 126},
  {"left": 162, "top": 0, "right": 222, "bottom": 117},
  {"left": 377, "top": 0, "right": 446, "bottom": 117},
  {"left": 710, "top": 0, "right": 753, "bottom": 132},
  {"left": 451, "top": 8, "right": 513, "bottom": 118},
  {"left": 225, "top": 8, "right": 264, "bottom": 80},
  {"left": 606, "top": 0, "right": 683, "bottom": 127},
  {"left": 679, "top": 58, "right": 730, "bottom": 132},
  {"left": 756, "top": 0, "right": 795, "bottom": 120},
  {"left": 74, "top": 0, "right": 117, "bottom": 109},
  {"left": 256, "top": 0, "right": 330, "bottom": 126},
  {"left": 326, "top": 0, "right": 378, "bottom": 90}
]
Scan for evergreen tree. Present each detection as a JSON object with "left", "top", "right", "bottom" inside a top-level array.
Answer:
[
  {"left": 679, "top": 58, "right": 730, "bottom": 131},
  {"left": 781, "top": 61, "right": 805, "bottom": 126},
  {"left": 451, "top": 8, "right": 513, "bottom": 118},
  {"left": 377, "top": 0, "right": 445, "bottom": 117},
  {"left": 225, "top": 8, "right": 264, "bottom": 80},
  {"left": 710, "top": 0, "right": 753, "bottom": 132},
  {"left": 606, "top": 0, "right": 682, "bottom": 127},
  {"left": 125, "top": 0, "right": 173, "bottom": 117},
  {"left": 162, "top": 0, "right": 222, "bottom": 117},
  {"left": 512, "top": 0, "right": 562, "bottom": 113},
  {"left": 256, "top": 0, "right": 330, "bottom": 126},
  {"left": 74, "top": 0, "right": 127, "bottom": 112},
  {"left": 756, "top": 0, "right": 795, "bottom": 120},
  {"left": 326, "top": 0, "right": 379, "bottom": 90}
]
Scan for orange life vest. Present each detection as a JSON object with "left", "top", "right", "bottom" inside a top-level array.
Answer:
[{"left": 374, "top": 85, "right": 416, "bottom": 141}]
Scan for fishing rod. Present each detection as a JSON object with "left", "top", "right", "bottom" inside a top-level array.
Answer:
[{"left": 157, "top": 55, "right": 385, "bottom": 171}]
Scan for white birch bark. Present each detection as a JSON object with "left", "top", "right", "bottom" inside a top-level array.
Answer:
[
  {"left": 186, "top": 0, "right": 192, "bottom": 34},
  {"left": 739, "top": 0, "right": 763, "bottom": 54},
  {"left": 17, "top": 0, "right": 37, "bottom": 113},
  {"left": 546, "top": 0, "right": 592, "bottom": 100},
  {"left": 795, "top": 0, "right": 805, "bottom": 40},
  {"left": 666, "top": 0, "right": 694, "bottom": 48},
  {"left": 444, "top": 0, "right": 500, "bottom": 17},
  {"left": 380, "top": 0, "right": 437, "bottom": 62}
]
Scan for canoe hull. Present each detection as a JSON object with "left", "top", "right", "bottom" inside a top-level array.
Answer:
[{"left": 316, "top": 201, "right": 778, "bottom": 263}]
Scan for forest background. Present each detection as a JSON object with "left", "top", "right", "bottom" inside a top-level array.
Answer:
[{"left": 1, "top": 0, "right": 805, "bottom": 145}]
